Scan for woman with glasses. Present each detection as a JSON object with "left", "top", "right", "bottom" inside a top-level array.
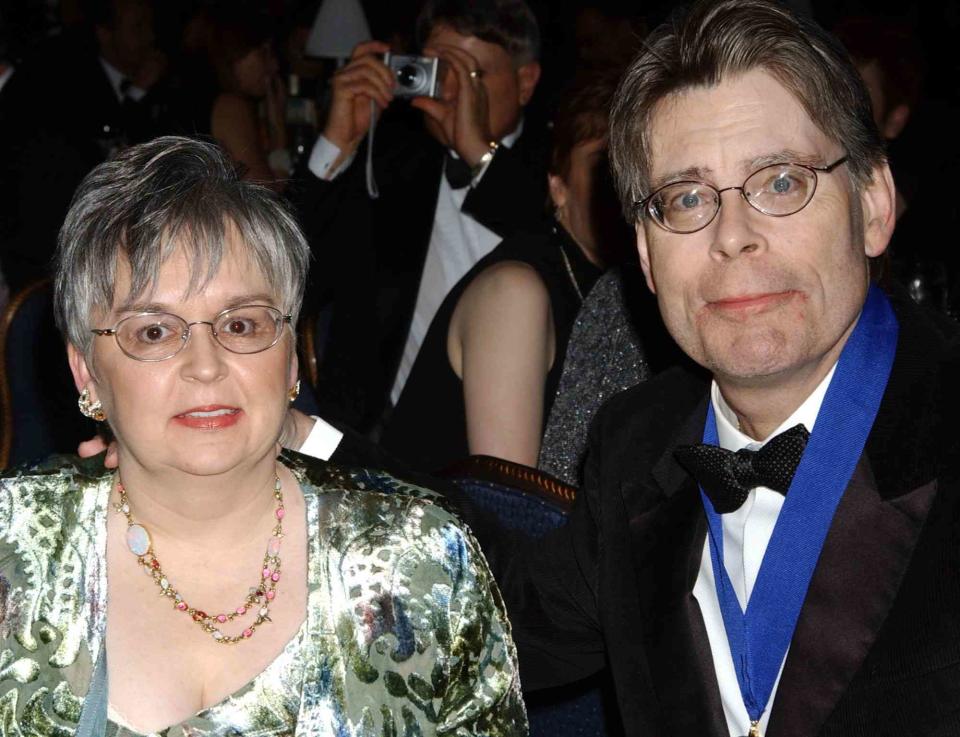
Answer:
[{"left": 0, "top": 137, "right": 525, "bottom": 736}]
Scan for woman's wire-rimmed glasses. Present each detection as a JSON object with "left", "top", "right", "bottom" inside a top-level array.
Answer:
[
  {"left": 634, "top": 155, "right": 849, "bottom": 234},
  {"left": 91, "top": 304, "right": 293, "bottom": 362}
]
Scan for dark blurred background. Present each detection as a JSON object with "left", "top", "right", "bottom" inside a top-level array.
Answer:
[{"left": 0, "top": 0, "right": 953, "bottom": 465}]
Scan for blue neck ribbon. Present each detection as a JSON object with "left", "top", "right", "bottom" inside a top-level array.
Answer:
[{"left": 700, "top": 285, "right": 898, "bottom": 724}]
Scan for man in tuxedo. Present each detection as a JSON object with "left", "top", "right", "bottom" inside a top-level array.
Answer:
[
  {"left": 293, "top": 0, "right": 546, "bottom": 432},
  {"left": 485, "top": 1, "right": 959, "bottom": 735}
]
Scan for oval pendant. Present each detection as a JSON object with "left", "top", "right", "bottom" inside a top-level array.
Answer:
[{"left": 126, "top": 524, "right": 151, "bottom": 556}]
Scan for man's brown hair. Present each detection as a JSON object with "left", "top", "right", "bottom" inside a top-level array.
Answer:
[{"left": 608, "top": 0, "right": 886, "bottom": 220}]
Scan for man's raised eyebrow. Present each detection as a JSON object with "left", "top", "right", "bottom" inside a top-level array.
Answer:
[
  {"left": 648, "top": 165, "right": 714, "bottom": 193},
  {"left": 743, "top": 149, "right": 826, "bottom": 170}
]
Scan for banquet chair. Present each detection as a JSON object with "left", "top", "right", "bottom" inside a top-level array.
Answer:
[
  {"left": 440, "top": 455, "right": 622, "bottom": 737},
  {"left": 0, "top": 279, "right": 92, "bottom": 469},
  {"left": 0, "top": 279, "right": 56, "bottom": 468}
]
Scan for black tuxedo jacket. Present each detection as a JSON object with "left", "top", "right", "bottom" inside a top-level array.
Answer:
[
  {"left": 292, "top": 105, "right": 549, "bottom": 431},
  {"left": 494, "top": 291, "right": 960, "bottom": 736}
]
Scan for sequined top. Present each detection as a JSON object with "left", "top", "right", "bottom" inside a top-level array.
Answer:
[
  {"left": 0, "top": 452, "right": 528, "bottom": 736},
  {"left": 538, "top": 268, "right": 651, "bottom": 486}
]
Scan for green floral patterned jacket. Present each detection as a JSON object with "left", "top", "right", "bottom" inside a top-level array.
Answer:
[{"left": 0, "top": 452, "right": 528, "bottom": 736}]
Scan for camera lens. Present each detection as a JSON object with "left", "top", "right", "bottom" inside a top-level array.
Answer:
[{"left": 397, "top": 64, "right": 425, "bottom": 91}]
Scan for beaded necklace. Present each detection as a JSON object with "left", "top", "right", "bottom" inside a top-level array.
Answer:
[{"left": 116, "top": 474, "right": 285, "bottom": 645}]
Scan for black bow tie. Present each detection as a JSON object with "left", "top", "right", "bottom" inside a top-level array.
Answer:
[
  {"left": 444, "top": 152, "right": 474, "bottom": 189},
  {"left": 674, "top": 424, "right": 810, "bottom": 513}
]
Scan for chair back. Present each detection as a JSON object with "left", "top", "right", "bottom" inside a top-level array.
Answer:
[
  {"left": 441, "top": 455, "right": 574, "bottom": 538},
  {"left": 0, "top": 279, "right": 88, "bottom": 469},
  {"left": 440, "top": 455, "right": 622, "bottom": 737}
]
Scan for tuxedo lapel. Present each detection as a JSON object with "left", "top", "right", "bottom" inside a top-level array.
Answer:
[
  {"left": 375, "top": 139, "right": 445, "bottom": 380},
  {"left": 767, "top": 461, "right": 936, "bottom": 737},
  {"left": 768, "top": 294, "right": 944, "bottom": 737},
  {"left": 624, "top": 393, "right": 728, "bottom": 737}
]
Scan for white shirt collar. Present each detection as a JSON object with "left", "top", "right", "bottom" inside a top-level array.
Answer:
[
  {"left": 99, "top": 57, "right": 126, "bottom": 101},
  {"left": 499, "top": 118, "right": 524, "bottom": 149},
  {"left": 99, "top": 57, "right": 147, "bottom": 103},
  {"left": 711, "top": 363, "right": 838, "bottom": 452},
  {"left": 0, "top": 66, "right": 13, "bottom": 94}
]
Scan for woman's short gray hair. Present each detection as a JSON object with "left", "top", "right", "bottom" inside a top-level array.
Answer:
[
  {"left": 609, "top": 0, "right": 886, "bottom": 220},
  {"left": 54, "top": 136, "right": 311, "bottom": 353}
]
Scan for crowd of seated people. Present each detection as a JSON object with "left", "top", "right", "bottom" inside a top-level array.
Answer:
[{"left": 11, "top": 0, "right": 948, "bottom": 477}]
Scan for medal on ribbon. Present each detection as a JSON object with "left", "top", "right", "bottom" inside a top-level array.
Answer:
[{"left": 699, "top": 285, "right": 898, "bottom": 735}]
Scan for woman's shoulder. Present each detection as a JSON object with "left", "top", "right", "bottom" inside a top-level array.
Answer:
[
  {"left": 283, "top": 451, "right": 475, "bottom": 554},
  {"left": 459, "top": 257, "right": 550, "bottom": 320},
  {"left": 0, "top": 453, "right": 110, "bottom": 509},
  {"left": 0, "top": 454, "right": 109, "bottom": 568},
  {"left": 211, "top": 91, "right": 255, "bottom": 117},
  {"left": 281, "top": 454, "right": 526, "bottom": 734},
  {"left": 286, "top": 449, "right": 449, "bottom": 507},
  {"left": 210, "top": 92, "right": 257, "bottom": 135}
]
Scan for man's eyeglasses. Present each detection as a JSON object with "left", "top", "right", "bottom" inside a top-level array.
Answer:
[
  {"left": 634, "top": 156, "right": 849, "bottom": 234},
  {"left": 91, "top": 305, "right": 292, "bottom": 362}
]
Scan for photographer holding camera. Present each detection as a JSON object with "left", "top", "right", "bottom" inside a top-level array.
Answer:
[{"left": 294, "top": 0, "right": 545, "bottom": 434}]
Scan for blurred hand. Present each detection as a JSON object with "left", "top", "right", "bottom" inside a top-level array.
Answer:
[
  {"left": 133, "top": 50, "right": 168, "bottom": 91},
  {"left": 412, "top": 44, "right": 493, "bottom": 166},
  {"left": 78, "top": 436, "right": 119, "bottom": 468},
  {"left": 323, "top": 40, "right": 394, "bottom": 164}
]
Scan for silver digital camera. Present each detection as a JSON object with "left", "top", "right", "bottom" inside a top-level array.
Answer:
[{"left": 384, "top": 53, "right": 442, "bottom": 99}]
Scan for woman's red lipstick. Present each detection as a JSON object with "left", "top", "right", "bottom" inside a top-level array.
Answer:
[{"left": 172, "top": 405, "right": 242, "bottom": 430}]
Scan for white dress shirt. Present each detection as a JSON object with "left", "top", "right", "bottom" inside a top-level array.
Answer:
[
  {"left": 99, "top": 58, "right": 146, "bottom": 103},
  {"left": 298, "top": 415, "right": 344, "bottom": 461},
  {"left": 306, "top": 123, "right": 523, "bottom": 406},
  {"left": 693, "top": 365, "right": 837, "bottom": 736},
  {"left": 0, "top": 65, "right": 13, "bottom": 95},
  {"left": 389, "top": 125, "right": 523, "bottom": 404}
]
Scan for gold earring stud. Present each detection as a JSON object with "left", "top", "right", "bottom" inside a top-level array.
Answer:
[
  {"left": 78, "top": 388, "right": 106, "bottom": 422},
  {"left": 288, "top": 380, "right": 301, "bottom": 404}
]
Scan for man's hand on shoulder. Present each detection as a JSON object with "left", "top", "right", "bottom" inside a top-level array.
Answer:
[{"left": 77, "top": 436, "right": 118, "bottom": 468}]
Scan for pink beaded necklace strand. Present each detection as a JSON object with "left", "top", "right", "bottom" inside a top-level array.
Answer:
[{"left": 115, "top": 473, "right": 285, "bottom": 644}]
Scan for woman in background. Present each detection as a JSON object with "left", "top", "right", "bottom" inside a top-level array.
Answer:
[{"left": 178, "top": 6, "right": 288, "bottom": 189}]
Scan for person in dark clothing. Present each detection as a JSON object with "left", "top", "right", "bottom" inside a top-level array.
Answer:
[
  {"left": 290, "top": 0, "right": 548, "bottom": 433},
  {"left": 0, "top": 0, "right": 170, "bottom": 290}
]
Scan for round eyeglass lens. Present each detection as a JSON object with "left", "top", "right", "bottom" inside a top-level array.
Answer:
[
  {"left": 116, "top": 313, "right": 189, "bottom": 360},
  {"left": 649, "top": 183, "right": 720, "bottom": 233},
  {"left": 213, "top": 306, "right": 285, "bottom": 354},
  {"left": 743, "top": 163, "right": 817, "bottom": 216}
]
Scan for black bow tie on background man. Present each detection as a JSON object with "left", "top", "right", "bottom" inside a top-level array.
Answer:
[
  {"left": 674, "top": 424, "right": 810, "bottom": 513},
  {"left": 444, "top": 152, "right": 475, "bottom": 189}
]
